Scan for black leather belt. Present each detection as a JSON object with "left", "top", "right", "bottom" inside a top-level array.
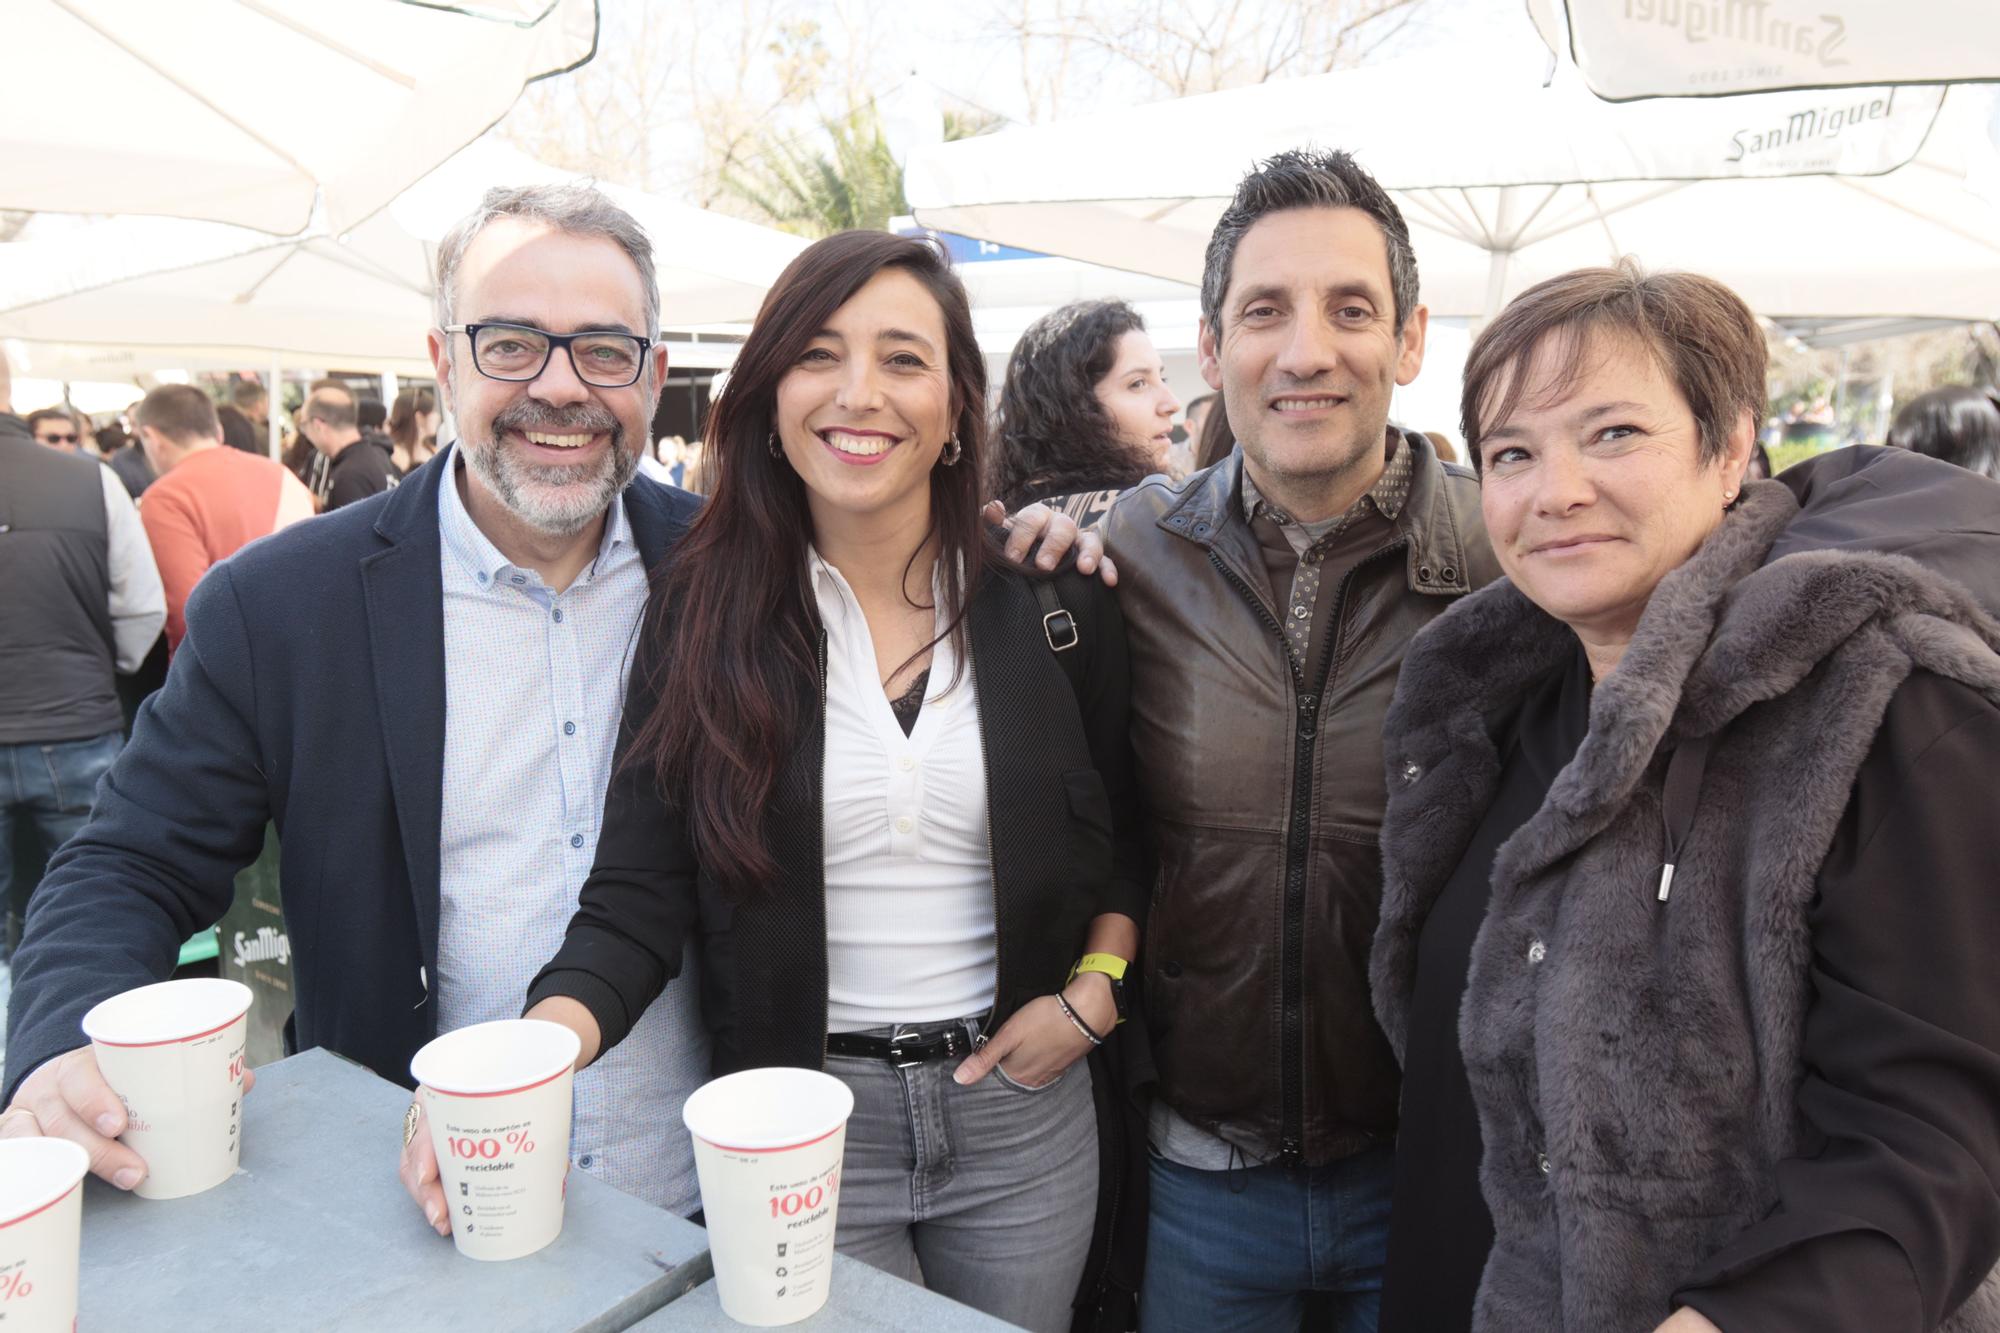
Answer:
[{"left": 826, "top": 1019, "right": 986, "bottom": 1068}]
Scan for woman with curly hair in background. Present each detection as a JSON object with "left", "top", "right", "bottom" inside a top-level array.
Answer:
[{"left": 989, "top": 298, "right": 1179, "bottom": 528}]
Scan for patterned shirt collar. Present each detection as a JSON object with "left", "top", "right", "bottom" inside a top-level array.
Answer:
[
  {"left": 1240, "top": 429, "right": 1413, "bottom": 531},
  {"left": 437, "top": 450, "right": 631, "bottom": 588}
]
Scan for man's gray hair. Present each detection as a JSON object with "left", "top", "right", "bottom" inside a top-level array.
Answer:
[
  {"left": 1200, "top": 147, "right": 1420, "bottom": 337},
  {"left": 433, "top": 182, "right": 661, "bottom": 338}
]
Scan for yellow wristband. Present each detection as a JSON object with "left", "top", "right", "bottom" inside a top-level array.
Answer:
[{"left": 1068, "top": 952, "right": 1128, "bottom": 983}]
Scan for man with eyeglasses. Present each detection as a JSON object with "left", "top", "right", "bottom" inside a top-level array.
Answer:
[
  {"left": 0, "top": 353, "right": 164, "bottom": 962},
  {"left": 0, "top": 184, "right": 715, "bottom": 1225}
]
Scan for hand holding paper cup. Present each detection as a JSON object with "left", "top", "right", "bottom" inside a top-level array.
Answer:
[
  {"left": 409, "top": 1019, "right": 580, "bottom": 1262},
  {"left": 80, "top": 977, "right": 252, "bottom": 1200},
  {"left": 0, "top": 1137, "right": 91, "bottom": 1333},
  {"left": 682, "top": 1067, "right": 855, "bottom": 1327}
]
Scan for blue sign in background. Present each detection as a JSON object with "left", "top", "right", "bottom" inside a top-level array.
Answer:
[{"left": 895, "top": 223, "right": 1045, "bottom": 264}]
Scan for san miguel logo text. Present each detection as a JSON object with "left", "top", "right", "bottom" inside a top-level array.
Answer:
[
  {"left": 1618, "top": 1, "right": 1851, "bottom": 66},
  {"left": 1727, "top": 86, "right": 1896, "bottom": 163}
]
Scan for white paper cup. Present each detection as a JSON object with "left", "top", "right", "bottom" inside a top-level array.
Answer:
[
  {"left": 683, "top": 1067, "right": 855, "bottom": 1327},
  {"left": 410, "top": 1019, "right": 580, "bottom": 1262},
  {"left": 0, "top": 1137, "right": 90, "bottom": 1333},
  {"left": 80, "top": 977, "right": 252, "bottom": 1200}
]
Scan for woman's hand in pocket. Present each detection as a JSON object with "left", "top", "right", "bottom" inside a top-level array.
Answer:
[{"left": 952, "top": 995, "right": 1096, "bottom": 1090}]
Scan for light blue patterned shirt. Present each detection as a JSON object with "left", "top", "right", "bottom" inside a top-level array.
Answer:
[{"left": 435, "top": 460, "right": 707, "bottom": 1215}]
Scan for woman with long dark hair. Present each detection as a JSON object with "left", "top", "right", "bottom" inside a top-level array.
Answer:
[
  {"left": 990, "top": 298, "right": 1179, "bottom": 525},
  {"left": 526, "top": 231, "right": 1144, "bottom": 1331},
  {"left": 387, "top": 385, "right": 439, "bottom": 476}
]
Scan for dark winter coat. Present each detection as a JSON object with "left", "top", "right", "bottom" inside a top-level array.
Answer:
[{"left": 1373, "top": 474, "right": 2000, "bottom": 1332}]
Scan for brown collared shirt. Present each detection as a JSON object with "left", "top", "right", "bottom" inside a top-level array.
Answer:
[{"left": 1241, "top": 432, "right": 1412, "bottom": 674}]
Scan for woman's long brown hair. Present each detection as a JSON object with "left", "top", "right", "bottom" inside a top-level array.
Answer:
[{"left": 623, "top": 231, "right": 991, "bottom": 897}]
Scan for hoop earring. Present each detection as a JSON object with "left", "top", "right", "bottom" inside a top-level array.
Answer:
[
  {"left": 767, "top": 430, "right": 782, "bottom": 459},
  {"left": 940, "top": 434, "right": 962, "bottom": 467}
]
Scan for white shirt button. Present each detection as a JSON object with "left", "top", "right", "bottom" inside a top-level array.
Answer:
[
  {"left": 894, "top": 816, "right": 914, "bottom": 834},
  {"left": 897, "top": 755, "right": 916, "bottom": 772}
]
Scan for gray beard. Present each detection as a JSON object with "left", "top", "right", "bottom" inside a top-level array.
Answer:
[
  {"left": 461, "top": 431, "right": 636, "bottom": 538},
  {"left": 455, "top": 382, "right": 639, "bottom": 537}
]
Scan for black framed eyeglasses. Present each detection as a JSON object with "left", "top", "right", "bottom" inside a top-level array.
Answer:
[
  {"left": 444, "top": 321, "right": 652, "bottom": 388},
  {"left": 38, "top": 432, "right": 80, "bottom": 445}
]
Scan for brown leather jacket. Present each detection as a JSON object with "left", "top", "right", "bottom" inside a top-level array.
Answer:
[{"left": 1102, "top": 433, "right": 1497, "bottom": 1165}]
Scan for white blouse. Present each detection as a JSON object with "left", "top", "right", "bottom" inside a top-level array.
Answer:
[{"left": 810, "top": 551, "right": 997, "bottom": 1032}]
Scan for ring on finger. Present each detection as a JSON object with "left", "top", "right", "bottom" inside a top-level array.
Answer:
[{"left": 401, "top": 1101, "right": 421, "bottom": 1151}]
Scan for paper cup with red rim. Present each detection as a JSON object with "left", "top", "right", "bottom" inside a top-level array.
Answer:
[
  {"left": 409, "top": 1019, "right": 580, "bottom": 1262},
  {"left": 0, "top": 1136, "right": 91, "bottom": 1332},
  {"left": 80, "top": 977, "right": 252, "bottom": 1200},
  {"left": 682, "top": 1067, "right": 855, "bottom": 1326}
]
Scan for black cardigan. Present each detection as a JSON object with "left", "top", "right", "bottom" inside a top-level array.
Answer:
[{"left": 528, "top": 562, "right": 1147, "bottom": 1073}]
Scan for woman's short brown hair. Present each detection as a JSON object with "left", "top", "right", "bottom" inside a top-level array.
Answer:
[{"left": 1461, "top": 260, "right": 1767, "bottom": 471}]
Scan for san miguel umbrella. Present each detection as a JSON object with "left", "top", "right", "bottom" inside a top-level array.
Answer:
[
  {"left": 905, "top": 52, "right": 2000, "bottom": 323},
  {"left": 1525, "top": 0, "right": 2000, "bottom": 100},
  {"left": 0, "top": 0, "right": 598, "bottom": 234}
]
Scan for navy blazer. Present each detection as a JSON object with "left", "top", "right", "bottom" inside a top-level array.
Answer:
[{"left": 2, "top": 449, "right": 701, "bottom": 1099}]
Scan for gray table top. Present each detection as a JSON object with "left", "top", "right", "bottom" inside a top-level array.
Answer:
[
  {"left": 629, "top": 1254, "right": 1020, "bottom": 1332},
  {"left": 77, "top": 1047, "right": 710, "bottom": 1333}
]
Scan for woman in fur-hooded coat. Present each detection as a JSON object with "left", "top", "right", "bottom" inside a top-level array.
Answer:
[{"left": 1370, "top": 262, "right": 2000, "bottom": 1333}]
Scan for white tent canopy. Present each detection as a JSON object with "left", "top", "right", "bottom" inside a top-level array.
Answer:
[
  {"left": 1527, "top": 0, "right": 2000, "bottom": 101},
  {"left": 907, "top": 56, "right": 2000, "bottom": 323},
  {"left": 0, "top": 142, "right": 809, "bottom": 374},
  {"left": 0, "top": 0, "right": 598, "bottom": 234}
]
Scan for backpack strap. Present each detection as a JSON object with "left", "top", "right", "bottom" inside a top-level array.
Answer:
[{"left": 1033, "top": 578, "right": 1086, "bottom": 696}]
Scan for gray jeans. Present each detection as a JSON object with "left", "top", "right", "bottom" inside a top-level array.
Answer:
[{"left": 827, "top": 1017, "right": 1099, "bottom": 1333}]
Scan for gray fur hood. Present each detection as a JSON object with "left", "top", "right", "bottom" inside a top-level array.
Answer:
[{"left": 1372, "top": 476, "right": 2000, "bottom": 1331}]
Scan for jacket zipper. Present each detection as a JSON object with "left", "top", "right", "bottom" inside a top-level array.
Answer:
[
  {"left": 1292, "top": 540, "right": 1405, "bottom": 1154},
  {"left": 1085, "top": 1053, "right": 1126, "bottom": 1306},
  {"left": 1207, "top": 539, "right": 1407, "bottom": 1167},
  {"left": 1207, "top": 550, "right": 1310, "bottom": 1166},
  {"left": 817, "top": 626, "right": 831, "bottom": 1070}
]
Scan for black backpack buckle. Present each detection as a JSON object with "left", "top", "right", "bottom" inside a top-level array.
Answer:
[{"left": 1042, "top": 608, "right": 1079, "bottom": 652}]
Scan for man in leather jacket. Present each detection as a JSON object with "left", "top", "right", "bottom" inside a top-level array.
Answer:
[{"left": 1100, "top": 148, "right": 1498, "bottom": 1331}]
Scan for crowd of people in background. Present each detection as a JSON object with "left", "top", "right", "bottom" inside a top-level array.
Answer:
[{"left": 5, "top": 144, "right": 2000, "bottom": 1333}]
